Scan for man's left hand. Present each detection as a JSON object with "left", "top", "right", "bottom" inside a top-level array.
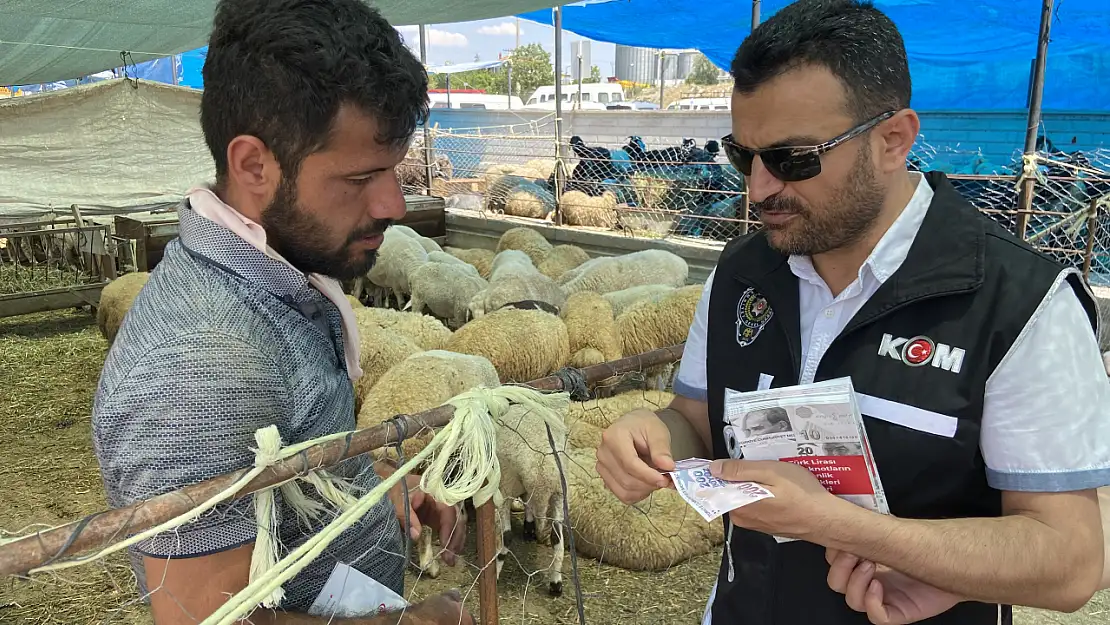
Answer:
[
  {"left": 385, "top": 471, "right": 467, "bottom": 567},
  {"left": 826, "top": 548, "right": 962, "bottom": 624},
  {"left": 709, "top": 459, "right": 846, "bottom": 539}
]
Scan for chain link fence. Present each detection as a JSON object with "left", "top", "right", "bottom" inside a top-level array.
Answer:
[{"left": 409, "top": 125, "right": 1110, "bottom": 284}]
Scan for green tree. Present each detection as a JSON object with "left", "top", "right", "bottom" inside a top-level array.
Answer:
[
  {"left": 686, "top": 55, "right": 720, "bottom": 86},
  {"left": 505, "top": 43, "right": 554, "bottom": 100},
  {"left": 584, "top": 65, "right": 602, "bottom": 84}
]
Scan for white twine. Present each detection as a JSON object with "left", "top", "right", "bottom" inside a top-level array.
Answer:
[{"left": 201, "top": 385, "right": 570, "bottom": 625}]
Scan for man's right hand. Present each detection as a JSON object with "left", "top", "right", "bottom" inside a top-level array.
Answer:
[
  {"left": 596, "top": 408, "right": 676, "bottom": 504},
  {"left": 400, "top": 589, "right": 473, "bottom": 625}
]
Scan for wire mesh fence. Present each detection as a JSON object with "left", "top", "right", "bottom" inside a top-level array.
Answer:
[{"left": 411, "top": 126, "right": 1110, "bottom": 284}]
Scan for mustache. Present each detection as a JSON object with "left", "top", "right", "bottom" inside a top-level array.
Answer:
[
  {"left": 347, "top": 219, "right": 394, "bottom": 243},
  {"left": 754, "top": 196, "right": 806, "bottom": 215}
]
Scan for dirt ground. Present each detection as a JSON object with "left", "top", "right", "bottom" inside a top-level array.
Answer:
[{"left": 0, "top": 309, "right": 1106, "bottom": 624}]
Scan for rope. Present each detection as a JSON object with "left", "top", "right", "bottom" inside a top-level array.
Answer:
[
  {"left": 201, "top": 385, "right": 570, "bottom": 625},
  {"left": 248, "top": 427, "right": 284, "bottom": 608},
  {"left": 553, "top": 366, "right": 591, "bottom": 402}
]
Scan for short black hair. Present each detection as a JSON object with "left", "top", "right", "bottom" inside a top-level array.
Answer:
[
  {"left": 730, "top": 0, "right": 911, "bottom": 122},
  {"left": 201, "top": 0, "right": 429, "bottom": 183}
]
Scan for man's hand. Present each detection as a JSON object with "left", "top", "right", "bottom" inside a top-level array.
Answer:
[
  {"left": 709, "top": 458, "right": 846, "bottom": 539},
  {"left": 596, "top": 408, "right": 676, "bottom": 504},
  {"left": 383, "top": 468, "right": 466, "bottom": 567},
  {"left": 826, "top": 548, "right": 962, "bottom": 624},
  {"left": 402, "top": 589, "right": 474, "bottom": 625}
]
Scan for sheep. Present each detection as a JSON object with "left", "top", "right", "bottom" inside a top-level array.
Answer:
[
  {"left": 407, "top": 262, "right": 488, "bottom": 329},
  {"left": 355, "top": 350, "right": 501, "bottom": 579},
  {"left": 492, "top": 403, "right": 569, "bottom": 596},
  {"left": 495, "top": 227, "right": 552, "bottom": 266},
  {"left": 96, "top": 271, "right": 150, "bottom": 344},
  {"left": 616, "top": 285, "right": 703, "bottom": 389},
  {"left": 468, "top": 251, "right": 568, "bottom": 319},
  {"left": 563, "top": 391, "right": 676, "bottom": 449},
  {"left": 559, "top": 190, "right": 619, "bottom": 229},
  {"left": 352, "top": 323, "right": 422, "bottom": 413},
  {"left": 559, "top": 249, "right": 689, "bottom": 296},
  {"left": 602, "top": 284, "right": 677, "bottom": 316},
  {"left": 560, "top": 291, "right": 622, "bottom": 368},
  {"left": 562, "top": 446, "right": 723, "bottom": 571},
  {"left": 444, "top": 247, "right": 496, "bottom": 279},
  {"left": 427, "top": 250, "right": 481, "bottom": 278},
  {"left": 391, "top": 224, "right": 442, "bottom": 253},
  {"left": 446, "top": 308, "right": 570, "bottom": 383},
  {"left": 345, "top": 294, "right": 365, "bottom": 309},
  {"left": 537, "top": 244, "right": 589, "bottom": 281},
  {"left": 523, "top": 159, "right": 558, "bottom": 180},
  {"left": 504, "top": 185, "right": 557, "bottom": 220},
  {"left": 367, "top": 227, "right": 427, "bottom": 307},
  {"left": 352, "top": 306, "right": 452, "bottom": 352}
]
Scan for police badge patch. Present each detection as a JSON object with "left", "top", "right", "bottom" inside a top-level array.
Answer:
[{"left": 736, "top": 287, "right": 774, "bottom": 347}]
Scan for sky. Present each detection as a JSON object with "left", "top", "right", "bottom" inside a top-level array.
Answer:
[{"left": 394, "top": 17, "right": 618, "bottom": 78}]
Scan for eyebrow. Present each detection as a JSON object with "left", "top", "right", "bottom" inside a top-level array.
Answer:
[{"left": 343, "top": 166, "right": 392, "bottom": 178}]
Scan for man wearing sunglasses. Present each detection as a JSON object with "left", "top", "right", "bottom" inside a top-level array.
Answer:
[{"left": 595, "top": 1, "right": 1109, "bottom": 624}]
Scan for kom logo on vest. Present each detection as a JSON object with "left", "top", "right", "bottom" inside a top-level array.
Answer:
[{"left": 877, "top": 334, "right": 965, "bottom": 374}]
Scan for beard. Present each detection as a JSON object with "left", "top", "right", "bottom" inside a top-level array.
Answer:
[
  {"left": 260, "top": 177, "right": 392, "bottom": 280},
  {"left": 756, "top": 144, "right": 885, "bottom": 256}
]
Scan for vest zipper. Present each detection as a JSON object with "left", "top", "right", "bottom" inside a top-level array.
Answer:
[{"left": 725, "top": 521, "right": 735, "bottom": 582}]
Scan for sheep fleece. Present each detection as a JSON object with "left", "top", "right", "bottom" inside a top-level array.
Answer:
[{"left": 446, "top": 308, "right": 570, "bottom": 383}]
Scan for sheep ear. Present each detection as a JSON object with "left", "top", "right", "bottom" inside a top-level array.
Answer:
[{"left": 402, "top": 299, "right": 413, "bottom": 311}]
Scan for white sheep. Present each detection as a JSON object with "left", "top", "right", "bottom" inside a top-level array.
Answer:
[
  {"left": 427, "top": 250, "right": 481, "bottom": 278},
  {"left": 602, "top": 284, "right": 677, "bottom": 316},
  {"left": 407, "top": 262, "right": 489, "bottom": 328},
  {"left": 367, "top": 227, "right": 427, "bottom": 307},
  {"left": 392, "top": 224, "right": 442, "bottom": 253},
  {"left": 559, "top": 249, "right": 689, "bottom": 296},
  {"left": 468, "top": 250, "right": 568, "bottom": 319},
  {"left": 493, "top": 403, "right": 569, "bottom": 597}
]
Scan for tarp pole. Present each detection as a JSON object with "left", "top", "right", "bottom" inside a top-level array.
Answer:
[
  {"left": 1016, "top": 0, "right": 1053, "bottom": 240},
  {"left": 507, "top": 63, "right": 513, "bottom": 109},
  {"left": 752, "top": 0, "right": 761, "bottom": 28},
  {"left": 741, "top": 0, "right": 761, "bottom": 235},
  {"left": 577, "top": 51, "right": 583, "bottom": 111},
  {"left": 554, "top": 6, "right": 566, "bottom": 225},
  {"left": 419, "top": 25, "right": 433, "bottom": 196},
  {"left": 658, "top": 50, "right": 665, "bottom": 108}
]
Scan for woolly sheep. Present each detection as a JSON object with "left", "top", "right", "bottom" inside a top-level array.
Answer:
[
  {"left": 563, "top": 391, "right": 676, "bottom": 449},
  {"left": 427, "top": 250, "right": 481, "bottom": 278},
  {"left": 496, "top": 227, "right": 552, "bottom": 266},
  {"left": 352, "top": 306, "right": 452, "bottom": 352},
  {"left": 537, "top": 244, "right": 589, "bottom": 281},
  {"left": 444, "top": 247, "right": 496, "bottom": 278},
  {"left": 616, "top": 285, "right": 702, "bottom": 389},
  {"left": 345, "top": 294, "right": 365, "bottom": 309},
  {"left": 505, "top": 186, "right": 556, "bottom": 220},
  {"left": 446, "top": 308, "right": 570, "bottom": 383},
  {"left": 469, "top": 251, "right": 568, "bottom": 319},
  {"left": 367, "top": 227, "right": 427, "bottom": 306},
  {"left": 391, "top": 224, "right": 442, "bottom": 253},
  {"left": 559, "top": 190, "right": 618, "bottom": 229},
  {"left": 523, "top": 159, "right": 558, "bottom": 180},
  {"left": 355, "top": 350, "right": 500, "bottom": 578},
  {"left": 96, "top": 271, "right": 150, "bottom": 344},
  {"left": 563, "top": 447, "right": 723, "bottom": 571},
  {"left": 602, "top": 284, "right": 677, "bottom": 316},
  {"left": 560, "top": 291, "right": 622, "bottom": 368},
  {"left": 493, "top": 403, "right": 569, "bottom": 596},
  {"left": 407, "top": 262, "right": 489, "bottom": 328},
  {"left": 352, "top": 324, "right": 422, "bottom": 413},
  {"left": 559, "top": 249, "right": 689, "bottom": 296}
]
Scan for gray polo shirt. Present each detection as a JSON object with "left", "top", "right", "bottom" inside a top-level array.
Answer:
[{"left": 91, "top": 201, "right": 403, "bottom": 611}]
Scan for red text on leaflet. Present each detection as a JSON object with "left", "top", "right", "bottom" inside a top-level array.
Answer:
[{"left": 780, "top": 455, "right": 873, "bottom": 496}]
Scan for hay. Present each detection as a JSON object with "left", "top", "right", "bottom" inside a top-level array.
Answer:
[{"left": 0, "top": 263, "right": 91, "bottom": 297}]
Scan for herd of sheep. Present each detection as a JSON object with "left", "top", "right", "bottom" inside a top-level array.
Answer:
[{"left": 94, "top": 224, "right": 724, "bottom": 597}]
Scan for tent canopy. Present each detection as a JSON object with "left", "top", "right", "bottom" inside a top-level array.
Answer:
[
  {"left": 520, "top": 0, "right": 1110, "bottom": 110},
  {"left": 0, "top": 0, "right": 576, "bottom": 85},
  {"left": 426, "top": 59, "right": 509, "bottom": 74}
]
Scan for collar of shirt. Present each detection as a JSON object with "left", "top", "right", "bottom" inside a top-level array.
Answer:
[
  {"left": 787, "top": 172, "right": 934, "bottom": 294},
  {"left": 184, "top": 185, "right": 364, "bottom": 381}
]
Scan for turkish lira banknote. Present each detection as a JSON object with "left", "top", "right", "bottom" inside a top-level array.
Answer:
[{"left": 666, "top": 458, "right": 774, "bottom": 522}]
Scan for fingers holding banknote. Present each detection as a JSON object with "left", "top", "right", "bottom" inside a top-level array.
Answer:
[
  {"left": 825, "top": 547, "right": 962, "bottom": 624},
  {"left": 597, "top": 408, "right": 676, "bottom": 504},
  {"left": 709, "top": 458, "right": 844, "bottom": 538}
]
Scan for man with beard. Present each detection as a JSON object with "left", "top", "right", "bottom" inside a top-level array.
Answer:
[
  {"left": 91, "top": 1, "right": 471, "bottom": 623},
  {"left": 595, "top": 1, "right": 1108, "bottom": 624}
]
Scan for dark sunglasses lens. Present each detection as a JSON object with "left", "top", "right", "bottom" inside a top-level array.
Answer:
[
  {"left": 723, "top": 143, "right": 753, "bottom": 176},
  {"left": 762, "top": 150, "right": 822, "bottom": 182}
]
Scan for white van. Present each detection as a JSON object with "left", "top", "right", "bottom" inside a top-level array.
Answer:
[
  {"left": 523, "top": 83, "right": 626, "bottom": 110},
  {"left": 428, "top": 91, "right": 525, "bottom": 110},
  {"left": 665, "top": 97, "right": 731, "bottom": 111}
]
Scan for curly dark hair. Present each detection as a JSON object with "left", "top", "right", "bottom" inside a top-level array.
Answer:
[
  {"left": 730, "top": 0, "right": 911, "bottom": 123},
  {"left": 200, "top": 0, "right": 429, "bottom": 183}
]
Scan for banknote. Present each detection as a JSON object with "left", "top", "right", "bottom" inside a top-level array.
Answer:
[{"left": 667, "top": 460, "right": 774, "bottom": 522}]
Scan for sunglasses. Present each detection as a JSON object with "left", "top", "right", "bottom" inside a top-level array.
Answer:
[{"left": 721, "top": 110, "right": 898, "bottom": 182}]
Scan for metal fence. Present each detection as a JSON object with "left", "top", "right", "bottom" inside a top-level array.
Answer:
[
  {"left": 404, "top": 125, "right": 1110, "bottom": 285},
  {"left": 0, "top": 220, "right": 116, "bottom": 317}
]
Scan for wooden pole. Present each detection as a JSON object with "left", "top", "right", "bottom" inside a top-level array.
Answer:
[
  {"left": 0, "top": 344, "right": 686, "bottom": 578},
  {"left": 1082, "top": 198, "right": 1099, "bottom": 281},
  {"left": 739, "top": 0, "right": 761, "bottom": 236},
  {"left": 475, "top": 500, "right": 500, "bottom": 625},
  {"left": 1016, "top": 0, "right": 1054, "bottom": 240},
  {"left": 419, "top": 24, "right": 434, "bottom": 196}
]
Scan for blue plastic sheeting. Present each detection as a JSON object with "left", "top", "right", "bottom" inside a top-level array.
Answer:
[
  {"left": 519, "top": 0, "right": 1110, "bottom": 111},
  {"left": 427, "top": 59, "right": 509, "bottom": 74},
  {"left": 8, "top": 55, "right": 183, "bottom": 92}
]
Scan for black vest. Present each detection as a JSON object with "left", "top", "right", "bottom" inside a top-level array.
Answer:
[{"left": 704, "top": 171, "right": 1098, "bottom": 625}]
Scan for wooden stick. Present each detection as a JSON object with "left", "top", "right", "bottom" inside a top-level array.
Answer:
[
  {"left": 0, "top": 344, "right": 685, "bottom": 578},
  {"left": 474, "top": 500, "right": 500, "bottom": 625}
]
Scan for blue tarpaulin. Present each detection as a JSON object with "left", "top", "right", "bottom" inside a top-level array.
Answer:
[{"left": 519, "top": 0, "right": 1110, "bottom": 111}]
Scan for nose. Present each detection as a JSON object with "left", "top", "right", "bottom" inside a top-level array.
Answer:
[
  {"left": 370, "top": 173, "right": 408, "bottom": 223},
  {"left": 745, "top": 155, "right": 786, "bottom": 204}
]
